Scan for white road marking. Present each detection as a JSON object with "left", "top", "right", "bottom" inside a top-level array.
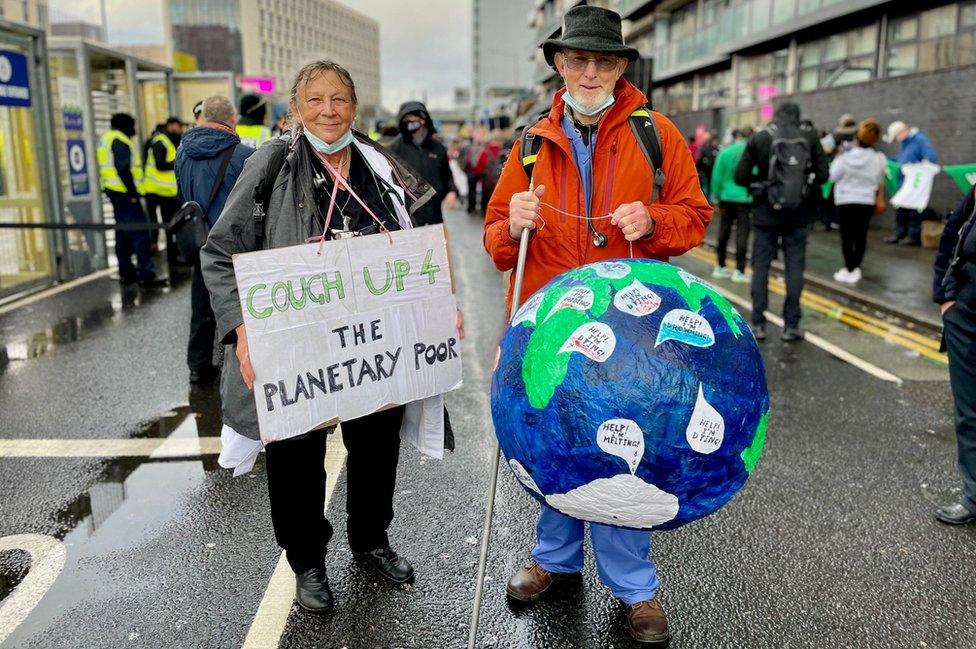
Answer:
[
  {"left": 242, "top": 435, "right": 348, "bottom": 648},
  {"left": 0, "top": 269, "right": 114, "bottom": 316},
  {"left": 0, "top": 437, "right": 222, "bottom": 458},
  {"left": 0, "top": 534, "right": 67, "bottom": 645},
  {"left": 713, "top": 284, "right": 904, "bottom": 385}
]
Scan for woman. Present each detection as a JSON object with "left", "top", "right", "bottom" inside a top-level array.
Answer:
[
  {"left": 829, "top": 118, "right": 885, "bottom": 284},
  {"left": 201, "top": 60, "right": 457, "bottom": 614}
]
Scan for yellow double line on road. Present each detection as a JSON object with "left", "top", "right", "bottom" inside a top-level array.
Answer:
[{"left": 688, "top": 248, "right": 948, "bottom": 365}]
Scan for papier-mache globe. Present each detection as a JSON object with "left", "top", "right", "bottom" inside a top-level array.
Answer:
[{"left": 491, "top": 259, "right": 769, "bottom": 530}]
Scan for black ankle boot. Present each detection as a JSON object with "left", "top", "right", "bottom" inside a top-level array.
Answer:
[
  {"left": 352, "top": 547, "right": 415, "bottom": 584},
  {"left": 295, "top": 566, "right": 334, "bottom": 613}
]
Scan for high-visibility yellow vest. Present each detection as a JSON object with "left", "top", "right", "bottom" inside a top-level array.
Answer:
[
  {"left": 143, "top": 132, "right": 178, "bottom": 197},
  {"left": 236, "top": 123, "right": 272, "bottom": 149},
  {"left": 97, "top": 129, "right": 144, "bottom": 194}
]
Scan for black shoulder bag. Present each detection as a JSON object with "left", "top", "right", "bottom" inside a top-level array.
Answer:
[{"left": 168, "top": 146, "right": 236, "bottom": 263}]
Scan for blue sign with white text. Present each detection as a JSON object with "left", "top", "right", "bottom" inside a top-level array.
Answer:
[
  {"left": 66, "top": 139, "right": 89, "bottom": 196},
  {"left": 0, "top": 50, "right": 31, "bottom": 108}
]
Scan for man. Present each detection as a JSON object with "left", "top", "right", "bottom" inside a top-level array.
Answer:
[
  {"left": 192, "top": 100, "right": 204, "bottom": 126},
  {"left": 710, "top": 127, "right": 753, "bottom": 283},
  {"left": 695, "top": 130, "right": 719, "bottom": 196},
  {"left": 832, "top": 113, "right": 858, "bottom": 154},
  {"left": 476, "top": 131, "right": 504, "bottom": 217},
  {"left": 388, "top": 101, "right": 458, "bottom": 225},
  {"left": 143, "top": 116, "right": 184, "bottom": 269},
  {"left": 175, "top": 96, "right": 254, "bottom": 384},
  {"left": 933, "top": 186, "right": 976, "bottom": 525},
  {"left": 484, "top": 6, "right": 711, "bottom": 645},
  {"left": 236, "top": 93, "right": 272, "bottom": 149},
  {"left": 462, "top": 134, "right": 484, "bottom": 214},
  {"left": 734, "top": 103, "right": 829, "bottom": 342},
  {"left": 97, "top": 113, "right": 166, "bottom": 287},
  {"left": 885, "top": 120, "right": 938, "bottom": 246}
]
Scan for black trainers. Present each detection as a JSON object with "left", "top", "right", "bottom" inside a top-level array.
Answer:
[
  {"left": 352, "top": 547, "right": 415, "bottom": 584},
  {"left": 295, "top": 566, "right": 334, "bottom": 614}
]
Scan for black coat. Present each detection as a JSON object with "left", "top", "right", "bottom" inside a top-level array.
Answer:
[
  {"left": 734, "top": 104, "right": 829, "bottom": 230},
  {"left": 934, "top": 186, "right": 976, "bottom": 308},
  {"left": 387, "top": 101, "right": 457, "bottom": 226}
]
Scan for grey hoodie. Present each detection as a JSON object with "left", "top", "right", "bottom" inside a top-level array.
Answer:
[{"left": 829, "top": 146, "right": 885, "bottom": 206}]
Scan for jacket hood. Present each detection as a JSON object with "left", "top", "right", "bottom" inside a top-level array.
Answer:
[
  {"left": 180, "top": 125, "right": 240, "bottom": 160},
  {"left": 397, "top": 100, "right": 436, "bottom": 139},
  {"left": 841, "top": 145, "right": 880, "bottom": 169},
  {"left": 773, "top": 103, "right": 801, "bottom": 126}
]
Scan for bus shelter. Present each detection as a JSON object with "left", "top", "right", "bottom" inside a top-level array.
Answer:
[
  {"left": 174, "top": 71, "right": 239, "bottom": 123},
  {"left": 47, "top": 38, "right": 175, "bottom": 280},
  {"left": 0, "top": 20, "right": 61, "bottom": 301}
]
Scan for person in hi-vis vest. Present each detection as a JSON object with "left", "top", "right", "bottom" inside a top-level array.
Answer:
[
  {"left": 143, "top": 116, "right": 184, "bottom": 267},
  {"left": 97, "top": 113, "right": 166, "bottom": 287},
  {"left": 235, "top": 93, "right": 271, "bottom": 149}
]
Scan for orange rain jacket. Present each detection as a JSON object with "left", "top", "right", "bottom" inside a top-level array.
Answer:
[{"left": 484, "top": 79, "right": 713, "bottom": 316}]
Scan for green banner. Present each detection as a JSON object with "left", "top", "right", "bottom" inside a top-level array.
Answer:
[
  {"left": 943, "top": 163, "right": 976, "bottom": 194},
  {"left": 884, "top": 160, "right": 901, "bottom": 197}
]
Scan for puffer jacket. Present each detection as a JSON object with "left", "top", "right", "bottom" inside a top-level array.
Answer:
[{"left": 483, "top": 78, "right": 712, "bottom": 317}]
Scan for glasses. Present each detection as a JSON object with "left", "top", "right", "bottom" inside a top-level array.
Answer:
[{"left": 562, "top": 53, "right": 620, "bottom": 72}]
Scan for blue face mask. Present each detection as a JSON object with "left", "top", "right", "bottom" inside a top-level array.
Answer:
[
  {"left": 301, "top": 115, "right": 354, "bottom": 154},
  {"left": 563, "top": 90, "right": 615, "bottom": 117}
]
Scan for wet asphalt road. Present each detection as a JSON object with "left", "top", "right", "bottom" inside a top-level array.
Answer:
[{"left": 1, "top": 208, "right": 975, "bottom": 648}]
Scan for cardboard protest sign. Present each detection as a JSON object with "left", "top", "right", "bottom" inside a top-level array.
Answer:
[{"left": 234, "top": 225, "right": 462, "bottom": 444}]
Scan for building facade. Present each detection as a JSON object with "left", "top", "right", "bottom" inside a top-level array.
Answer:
[
  {"left": 473, "top": 0, "right": 537, "bottom": 110},
  {"left": 528, "top": 0, "right": 976, "bottom": 212},
  {"left": 170, "top": 0, "right": 380, "bottom": 121}
]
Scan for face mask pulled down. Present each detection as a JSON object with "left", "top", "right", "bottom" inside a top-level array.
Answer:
[
  {"left": 300, "top": 114, "right": 354, "bottom": 154},
  {"left": 563, "top": 90, "right": 615, "bottom": 118}
]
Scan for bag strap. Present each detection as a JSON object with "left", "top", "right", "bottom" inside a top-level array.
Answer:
[
  {"left": 207, "top": 146, "right": 236, "bottom": 210},
  {"left": 250, "top": 137, "right": 290, "bottom": 250},
  {"left": 628, "top": 106, "right": 666, "bottom": 203},
  {"left": 519, "top": 126, "right": 542, "bottom": 184},
  {"left": 520, "top": 105, "right": 667, "bottom": 201}
]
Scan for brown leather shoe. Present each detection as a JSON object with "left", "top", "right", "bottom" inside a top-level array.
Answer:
[
  {"left": 505, "top": 559, "right": 578, "bottom": 602},
  {"left": 626, "top": 599, "right": 670, "bottom": 645}
]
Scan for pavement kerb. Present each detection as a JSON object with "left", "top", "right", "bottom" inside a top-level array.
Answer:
[{"left": 698, "top": 239, "right": 943, "bottom": 335}]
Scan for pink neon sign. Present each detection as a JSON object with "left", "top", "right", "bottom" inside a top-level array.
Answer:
[{"left": 239, "top": 76, "right": 276, "bottom": 94}]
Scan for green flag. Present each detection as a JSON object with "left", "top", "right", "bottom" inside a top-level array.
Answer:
[
  {"left": 943, "top": 163, "right": 976, "bottom": 194},
  {"left": 884, "top": 160, "right": 901, "bottom": 196}
]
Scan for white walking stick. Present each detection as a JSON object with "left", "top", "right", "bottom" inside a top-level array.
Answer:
[{"left": 466, "top": 206, "right": 532, "bottom": 649}]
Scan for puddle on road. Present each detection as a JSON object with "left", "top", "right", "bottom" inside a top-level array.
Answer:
[
  {"left": 0, "top": 272, "right": 192, "bottom": 373},
  {"left": 0, "top": 384, "right": 229, "bottom": 630}
]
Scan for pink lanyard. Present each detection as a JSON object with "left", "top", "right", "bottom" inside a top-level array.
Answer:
[{"left": 305, "top": 145, "right": 394, "bottom": 254}]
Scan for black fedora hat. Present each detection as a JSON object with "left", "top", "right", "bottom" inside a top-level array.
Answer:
[{"left": 542, "top": 5, "right": 639, "bottom": 66}]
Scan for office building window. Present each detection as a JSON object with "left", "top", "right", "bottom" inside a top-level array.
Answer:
[
  {"left": 887, "top": 3, "right": 976, "bottom": 77},
  {"left": 736, "top": 49, "right": 788, "bottom": 106},
  {"left": 698, "top": 69, "right": 731, "bottom": 109},
  {"left": 797, "top": 23, "right": 877, "bottom": 91}
]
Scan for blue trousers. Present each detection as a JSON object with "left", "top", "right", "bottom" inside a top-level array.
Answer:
[
  {"left": 108, "top": 191, "right": 155, "bottom": 281},
  {"left": 530, "top": 505, "right": 658, "bottom": 605}
]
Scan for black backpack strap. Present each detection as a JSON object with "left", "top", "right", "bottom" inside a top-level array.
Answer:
[
  {"left": 250, "top": 138, "right": 289, "bottom": 250},
  {"left": 206, "top": 146, "right": 236, "bottom": 212},
  {"left": 519, "top": 125, "right": 543, "bottom": 186},
  {"left": 629, "top": 105, "right": 666, "bottom": 203}
]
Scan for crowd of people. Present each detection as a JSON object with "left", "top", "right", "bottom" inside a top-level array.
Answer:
[{"left": 92, "top": 4, "right": 976, "bottom": 645}]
